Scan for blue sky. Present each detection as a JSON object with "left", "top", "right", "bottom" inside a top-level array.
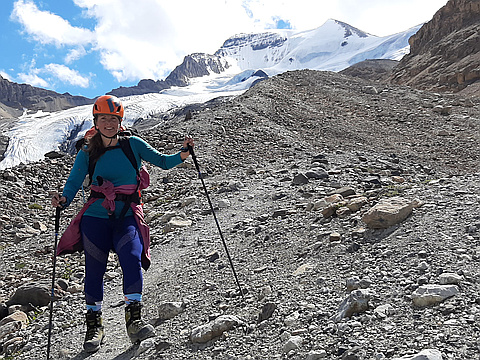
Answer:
[{"left": 0, "top": 0, "right": 448, "bottom": 99}]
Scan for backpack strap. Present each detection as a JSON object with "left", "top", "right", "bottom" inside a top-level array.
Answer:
[
  {"left": 117, "top": 136, "right": 139, "bottom": 178},
  {"left": 87, "top": 136, "right": 139, "bottom": 185}
]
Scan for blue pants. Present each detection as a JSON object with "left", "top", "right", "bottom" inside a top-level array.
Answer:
[{"left": 80, "top": 216, "right": 143, "bottom": 306}]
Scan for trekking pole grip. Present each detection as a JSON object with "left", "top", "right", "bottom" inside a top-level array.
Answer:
[
  {"left": 187, "top": 144, "right": 200, "bottom": 172},
  {"left": 187, "top": 144, "right": 195, "bottom": 158}
]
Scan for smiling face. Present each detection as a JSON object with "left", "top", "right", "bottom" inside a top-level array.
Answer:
[{"left": 96, "top": 114, "right": 120, "bottom": 138}]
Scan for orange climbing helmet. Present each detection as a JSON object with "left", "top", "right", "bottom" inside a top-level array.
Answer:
[{"left": 92, "top": 95, "right": 124, "bottom": 119}]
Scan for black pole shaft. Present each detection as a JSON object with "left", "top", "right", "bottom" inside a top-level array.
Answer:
[
  {"left": 188, "top": 145, "right": 244, "bottom": 298},
  {"left": 47, "top": 207, "right": 61, "bottom": 360}
]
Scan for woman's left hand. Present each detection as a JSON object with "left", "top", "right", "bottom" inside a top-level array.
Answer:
[{"left": 180, "top": 136, "right": 194, "bottom": 160}]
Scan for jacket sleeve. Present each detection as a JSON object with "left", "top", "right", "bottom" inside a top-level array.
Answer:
[
  {"left": 130, "top": 136, "right": 183, "bottom": 170},
  {"left": 61, "top": 150, "right": 89, "bottom": 206}
]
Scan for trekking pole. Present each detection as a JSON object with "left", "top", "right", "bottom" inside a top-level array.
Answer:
[
  {"left": 46, "top": 207, "right": 61, "bottom": 360},
  {"left": 187, "top": 145, "right": 244, "bottom": 298}
]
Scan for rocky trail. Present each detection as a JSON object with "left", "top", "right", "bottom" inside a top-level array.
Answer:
[{"left": 0, "top": 70, "right": 479, "bottom": 360}]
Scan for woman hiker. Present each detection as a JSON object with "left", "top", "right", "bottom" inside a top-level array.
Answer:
[{"left": 51, "top": 95, "right": 194, "bottom": 353}]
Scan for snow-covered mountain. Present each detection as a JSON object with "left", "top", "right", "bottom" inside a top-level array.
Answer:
[
  {"left": 216, "top": 19, "right": 419, "bottom": 74},
  {"left": 0, "top": 19, "right": 421, "bottom": 170}
]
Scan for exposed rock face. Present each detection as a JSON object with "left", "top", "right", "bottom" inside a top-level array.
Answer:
[
  {"left": 390, "top": 0, "right": 480, "bottom": 94},
  {"left": 107, "top": 78, "right": 171, "bottom": 97},
  {"left": 339, "top": 59, "right": 399, "bottom": 82},
  {"left": 215, "top": 32, "right": 287, "bottom": 56},
  {"left": 108, "top": 53, "right": 229, "bottom": 97},
  {"left": 0, "top": 102, "right": 22, "bottom": 119},
  {"left": 165, "top": 53, "right": 229, "bottom": 87},
  {"left": 0, "top": 75, "right": 93, "bottom": 113}
]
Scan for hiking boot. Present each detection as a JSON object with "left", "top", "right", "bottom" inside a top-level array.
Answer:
[
  {"left": 125, "top": 301, "right": 156, "bottom": 343},
  {"left": 84, "top": 309, "right": 105, "bottom": 353}
]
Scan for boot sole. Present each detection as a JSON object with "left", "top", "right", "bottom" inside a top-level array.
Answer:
[
  {"left": 83, "top": 334, "right": 105, "bottom": 353},
  {"left": 128, "top": 326, "right": 156, "bottom": 343}
]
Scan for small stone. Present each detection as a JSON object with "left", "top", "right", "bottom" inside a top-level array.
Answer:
[
  {"left": 329, "top": 232, "right": 341, "bottom": 242},
  {"left": 257, "top": 302, "right": 276, "bottom": 323},
  {"left": 439, "top": 272, "right": 463, "bottom": 285},
  {"left": 190, "top": 315, "right": 241, "bottom": 343},
  {"left": 306, "top": 350, "right": 327, "bottom": 359},
  {"left": 283, "top": 335, "right": 302, "bottom": 353},
  {"left": 157, "top": 301, "right": 186, "bottom": 321},
  {"left": 292, "top": 264, "right": 314, "bottom": 276},
  {"left": 135, "top": 338, "right": 156, "bottom": 357},
  {"left": 292, "top": 173, "right": 309, "bottom": 185}
]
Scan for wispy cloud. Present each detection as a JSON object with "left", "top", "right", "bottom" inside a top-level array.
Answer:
[
  {"left": 17, "top": 61, "right": 90, "bottom": 89},
  {"left": 10, "top": 0, "right": 260, "bottom": 84},
  {"left": 18, "top": 71, "right": 49, "bottom": 87},
  {"left": 65, "top": 47, "right": 88, "bottom": 64},
  {"left": 10, "top": 0, "right": 95, "bottom": 47},
  {"left": 44, "top": 64, "right": 90, "bottom": 87}
]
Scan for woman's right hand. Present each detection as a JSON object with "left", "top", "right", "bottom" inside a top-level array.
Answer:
[{"left": 52, "top": 193, "right": 66, "bottom": 208}]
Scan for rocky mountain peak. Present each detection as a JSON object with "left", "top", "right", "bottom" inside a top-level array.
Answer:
[
  {"left": 0, "top": 75, "right": 92, "bottom": 116},
  {"left": 108, "top": 53, "right": 229, "bottom": 97},
  {"left": 334, "top": 20, "right": 369, "bottom": 38},
  {"left": 165, "top": 53, "right": 230, "bottom": 87},
  {"left": 390, "top": 0, "right": 480, "bottom": 94}
]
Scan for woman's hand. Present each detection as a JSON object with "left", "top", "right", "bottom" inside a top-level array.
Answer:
[
  {"left": 52, "top": 193, "right": 66, "bottom": 208},
  {"left": 180, "top": 136, "right": 195, "bottom": 161}
]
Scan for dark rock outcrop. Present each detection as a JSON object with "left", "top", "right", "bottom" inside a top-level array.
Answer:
[
  {"left": 0, "top": 75, "right": 93, "bottom": 112},
  {"left": 390, "top": 0, "right": 480, "bottom": 94},
  {"left": 0, "top": 102, "right": 22, "bottom": 119},
  {"left": 107, "top": 78, "right": 171, "bottom": 97},
  {"left": 340, "top": 59, "right": 399, "bottom": 82}
]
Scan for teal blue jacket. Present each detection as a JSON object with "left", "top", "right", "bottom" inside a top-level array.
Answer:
[{"left": 62, "top": 136, "right": 183, "bottom": 218}]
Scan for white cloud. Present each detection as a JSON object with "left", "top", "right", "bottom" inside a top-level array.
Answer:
[
  {"left": 238, "top": 0, "right": 339, "bottom": 31},
  {"left": 65, "top": 47, "right": 88, "bottom": 64},
  {"left": 0, "top": 71, "right": 12, "bottom": 81},
  {"left": 17, "top": 62, "right": 90, "bottom": 89},
  {"left": 79, "top": 0, "right": 256, "bottom": 82},
  {"left": 18, "top": 71, "right": 49, "bottom": 87},
  {"left": 331, "top": 0, "right": 449, "bottom": 36},
  {"left": 11, "top": 0, "right": 95, "bottom": 46},
  {"left": 44, "top": 64, "right": 90, "bottom": 88}
]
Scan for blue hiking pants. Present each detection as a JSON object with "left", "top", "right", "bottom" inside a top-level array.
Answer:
[{"left": 80, "top": 216, "right": 143, "bottom": 305}]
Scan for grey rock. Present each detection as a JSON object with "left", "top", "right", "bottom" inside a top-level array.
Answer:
[{"left": 190, "top": 315, "right": 242, "bottom": 343}]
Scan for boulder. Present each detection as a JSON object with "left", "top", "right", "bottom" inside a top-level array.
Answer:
[
  {"left": 412, "top": 284, "right": 459, "bottom": 307},
  {"left": 362, "top": 196, "right": 417, "bottom": 229},
  {"left": 190, "top": 315, "right": 242, "bottom": 343},
  {"left": 6, "top": 282, "right": 61, "bottom": 308}
]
